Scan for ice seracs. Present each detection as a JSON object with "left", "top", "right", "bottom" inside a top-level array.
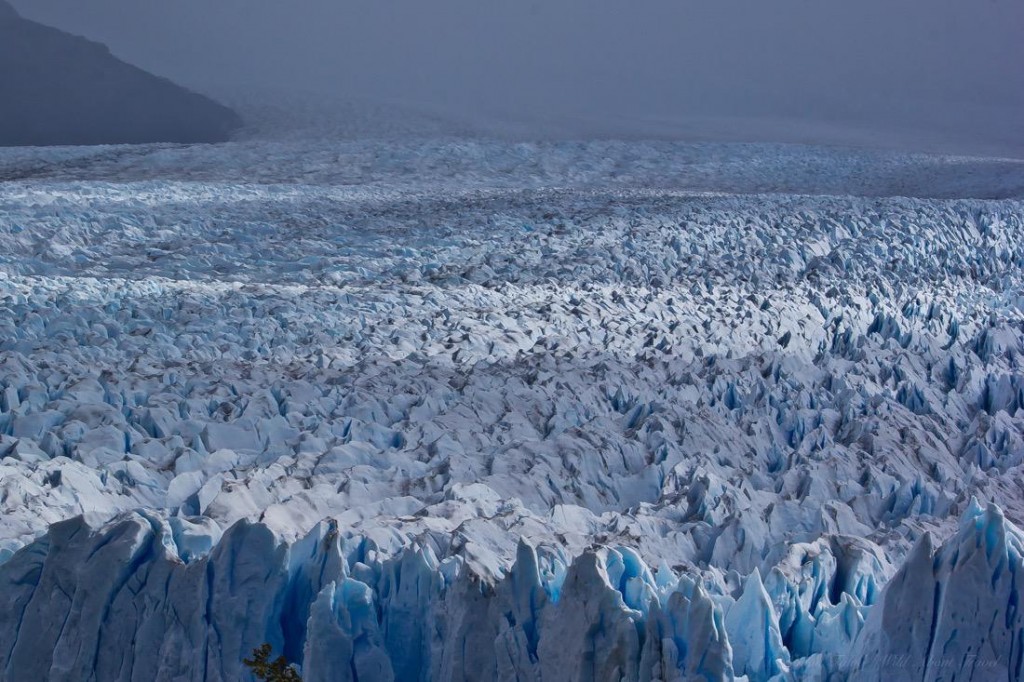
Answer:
[
  {"left": 0, "top": 135, "right": 1023, "bottom": 679},
  {"left": 2, "top": 501, "right": 1022, "bottom": 680},
  {"left": 851, "top": 499, "right": 1024, "bottom": 681}
]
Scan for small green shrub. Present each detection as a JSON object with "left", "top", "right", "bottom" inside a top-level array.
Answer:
[{"left": 243, "top": 643, "right": 302, "bottom": 682}]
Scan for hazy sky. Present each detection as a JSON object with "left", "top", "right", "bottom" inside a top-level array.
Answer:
[{"left": 11, "top": 0, "right": 1024, "bottom": 153}]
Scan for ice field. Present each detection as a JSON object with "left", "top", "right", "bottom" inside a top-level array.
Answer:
[{"left": 1, "top": 134, "right": 1024, "bottom": 680}]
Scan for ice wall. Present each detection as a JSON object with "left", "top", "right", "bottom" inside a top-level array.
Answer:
[{"left": 1, "top": 502, "right": 1020, "bottom": 681}]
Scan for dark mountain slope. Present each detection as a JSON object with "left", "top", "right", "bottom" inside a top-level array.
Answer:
[{"left": 0, "top": 0, "right": 241, "bottom": 146}]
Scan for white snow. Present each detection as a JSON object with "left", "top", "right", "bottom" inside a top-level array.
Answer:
[{"left": 0, "top": 132, "right": 1023, "bottom": 680}]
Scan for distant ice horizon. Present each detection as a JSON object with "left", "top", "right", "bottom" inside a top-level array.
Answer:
[
  {"left": 10, "top": 0, "right": 1024, "bottom": 158},
  {"left": 219, "top": 87, "right": 1024, "bottom": 161}
]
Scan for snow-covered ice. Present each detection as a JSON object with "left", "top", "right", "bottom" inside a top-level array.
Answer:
[{"left": 1, "top": 133, "right": 1023, "bottom": 680}]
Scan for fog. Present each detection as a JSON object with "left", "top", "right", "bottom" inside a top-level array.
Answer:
[{"left": 11, "top": 0, "right": 1024, "bottom": 154}]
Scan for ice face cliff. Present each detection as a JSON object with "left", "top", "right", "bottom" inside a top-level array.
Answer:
[{"left": 2, "top": 502, "right": 1021, "bottom": 681}]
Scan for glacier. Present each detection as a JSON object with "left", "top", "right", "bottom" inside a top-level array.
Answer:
[{"left": 0, "top": 132, "right": 1023, "bottom": 680}]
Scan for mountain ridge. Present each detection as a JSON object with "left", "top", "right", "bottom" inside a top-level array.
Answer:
[{"left": 0, "top": 0, "right": 241, "bottom": 147}]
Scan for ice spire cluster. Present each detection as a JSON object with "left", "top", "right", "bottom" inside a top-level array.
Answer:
[{"left": 2, "top": 501, "right": 1022, "bottom": 680}]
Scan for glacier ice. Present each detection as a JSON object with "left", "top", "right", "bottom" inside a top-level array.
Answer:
[
  {"left": 0, "top": 134, "right": 1023, "bottom": 680},
  {"left": 850, "top": 500, "right": 1024, "bottom": 681},
  {"left": 2, "top": 504, "right": 1022, "bottom": 680}
]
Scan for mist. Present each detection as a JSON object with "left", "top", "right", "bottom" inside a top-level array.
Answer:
[{"left": 10, "top": 0, "right": 1024, "bottom": 154}]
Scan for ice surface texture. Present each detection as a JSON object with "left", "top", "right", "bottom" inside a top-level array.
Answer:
[{"left": 0, "top": 137, "right": 1023, "bottom": 680}]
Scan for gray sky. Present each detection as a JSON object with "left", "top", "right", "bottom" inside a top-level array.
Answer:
[{"left": 11, "top": 0, "right": 1024, "bottom": 154}]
